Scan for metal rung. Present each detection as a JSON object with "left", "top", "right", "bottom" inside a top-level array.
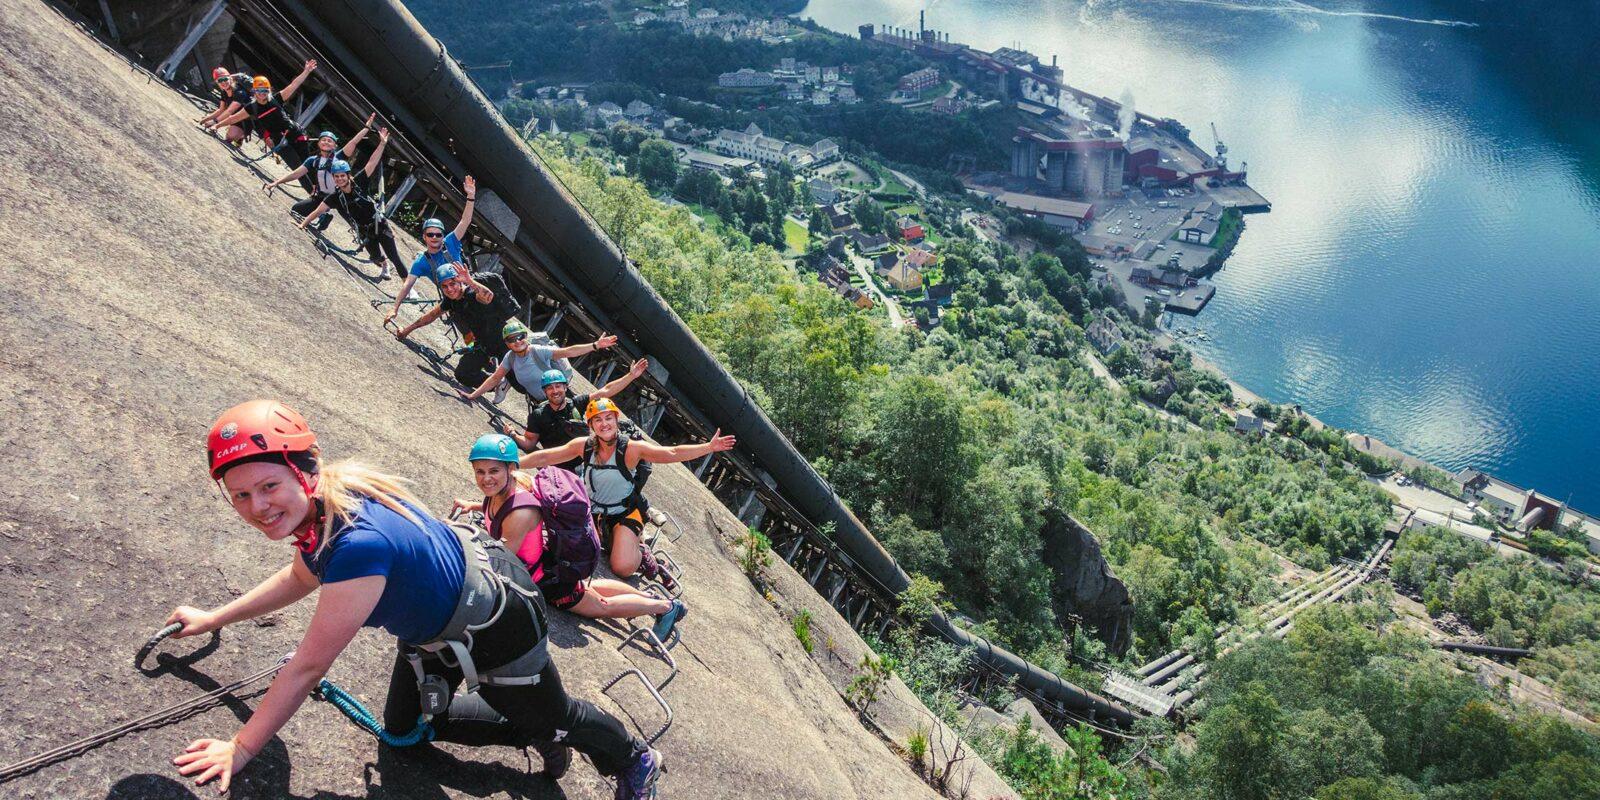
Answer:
[
  {"left": 602, "top": 668, "right": 673, "bottom": 744},
  {"left": 617, "top": 626, "right": 679, "bottom": 689},
  {"left": 647, "top": 507, "right": 682, "bottom": 543},
  {"left": 652, "top": 549, "right": 682, "bottom": 581}
]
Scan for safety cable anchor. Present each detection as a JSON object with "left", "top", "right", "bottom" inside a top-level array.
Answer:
[{"left": 601, "top": 668, "right": 672, "bottom": 745}]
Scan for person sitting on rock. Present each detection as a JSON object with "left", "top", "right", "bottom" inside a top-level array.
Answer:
[
  {"left": 385, "top": 176, "right": 490, "bottom": 323},
  {"left": 293, "top": 128, "right": 405, "bottom": 278},
  {"left": 394, "top": 263, "right": 523, "bottom": 396},
  {"left": 214, "top": 61, "right": 319, "bottom": 192},
  {"left": 454, "top": 434, "right": 687, "bottom": 642},
  {"left": 458, "top": 322, "right": 618, "bottom": 407},
  {"left": 196, "top": 67, "right": 253, "bottom": 144},
  {"left": 266, "top": 112, "right": 377, "bottom": 232},
  {"left": 168, "top": 400, "right": 664, "bottom": 799},
  {"left": 520, "top": 398, "right": 735, "bottom": 586},
  {"left": 514, "top": 360, "right": 649, "bottom": 469}
]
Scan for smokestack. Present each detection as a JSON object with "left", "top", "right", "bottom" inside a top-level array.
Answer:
[
  {"left": 920, "top": 9, "right": 925, "bottom": 36},
  {"left": 1053, "top": 54, "right": 1057, "bottom": 67}
]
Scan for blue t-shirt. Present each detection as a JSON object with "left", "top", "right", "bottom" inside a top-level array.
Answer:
[
  {"left": 300, "top": 497, "right": 464, "bottom": 644},
  {"left": 409, "top": 231, "right": 463, "bottom": 284}
]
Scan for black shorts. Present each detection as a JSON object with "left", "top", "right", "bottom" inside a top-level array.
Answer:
[
  {"left": 538, "top": 577, "right": 587, "bottom": 610},
  {"left": 594, "top": 508, "right": 645, "bottom": 553}
]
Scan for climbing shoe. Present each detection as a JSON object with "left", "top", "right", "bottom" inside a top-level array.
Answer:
[
  {"left": 614, "top": 746, "right": 663, "bottom": 800},
  {"left": 639, "top": 547, "right": 678, "bottom": 595},
  {"left": 651, "top": 599, "right": 687, "bottom": 642},
  {"left": 533, "top": 740, "right": 571, "bottom": 779}
]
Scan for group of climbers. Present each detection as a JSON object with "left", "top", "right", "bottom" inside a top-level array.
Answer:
[{"left": 162, "top": 58, "right": 751, "bottom": 798}]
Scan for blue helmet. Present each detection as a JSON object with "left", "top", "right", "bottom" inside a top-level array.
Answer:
[
  {"left": 422, "top": 218, "right": 446, "bottom": 233},
  {"left": 540, "top": 369, "right": 568, "bottom": 388},
  {"left": 317, "top": 130, "right": 338, "bottom": 142},
  {"left": 329, "top": 160, "right": 352, "bottom": 175},
  {"left": 468, "top": 433, "right": 519, "bottom": 464},
  {"left": 435, "top": 263, "right": 460, "bottom": 282}
]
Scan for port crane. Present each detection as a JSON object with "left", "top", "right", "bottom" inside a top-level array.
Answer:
[{"left": 1210, "top": 122, "right": 1228, "bottom": 171}]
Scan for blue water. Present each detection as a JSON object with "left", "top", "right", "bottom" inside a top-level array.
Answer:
[{"left": 801, "top": 0, "right": 1600, "bottom": 509}]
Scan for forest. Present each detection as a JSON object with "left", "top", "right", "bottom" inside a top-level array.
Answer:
[{"left": 526, "top": 137, "right": 1600, "bottom": 798}]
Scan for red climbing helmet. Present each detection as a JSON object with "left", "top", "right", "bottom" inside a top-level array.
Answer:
[
  {"left": 207, "top": 400, "right": 318, "bottom": 480},
  {"left": 212, "top": 66, "right": 230, "bottom": 82}
]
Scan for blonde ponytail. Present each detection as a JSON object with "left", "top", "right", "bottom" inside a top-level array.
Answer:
[{"left": 312, "top": 460, "right": 431, "bottom": 556}]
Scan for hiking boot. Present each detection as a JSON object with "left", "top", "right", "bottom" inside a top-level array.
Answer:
[
  {"left": 491, "top": 380, "right": 511, "bottom": 405},
  {"left": 639, "top": 547, "right": 678, "bottom": 595},
  {"left": 651, "top": 599, "right": 687, "bottom": 642},
  {"left": 377, "top": 262, "right": 392, "bottom": 280},
  {"left": 614, "top": 746, "right": 663, "bottom": 800},
  {"left": 533, "top": 740, "right": 571, "bottom": 779}
]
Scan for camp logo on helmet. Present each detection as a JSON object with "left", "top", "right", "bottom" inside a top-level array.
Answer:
[
  {"left": 499, "top": 440, "right": 512, "bottom": 457},
  {"left": 219, "top": 422, "right": 239, "bottom": 440},
  {"left": 214, "top": 441, "right": 251, "bottom": 461}
]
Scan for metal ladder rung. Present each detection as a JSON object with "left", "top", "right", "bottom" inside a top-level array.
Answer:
[
  {"left": 602, "top": 668, "right": 673, "bottom": 744},
  {"left": 616, "top": 626, "right": 679, "bottom": 689}
]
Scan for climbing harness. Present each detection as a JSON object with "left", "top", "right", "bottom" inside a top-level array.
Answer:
[{"left": 0, "top": 626, "right": 291, "bottom": 785}]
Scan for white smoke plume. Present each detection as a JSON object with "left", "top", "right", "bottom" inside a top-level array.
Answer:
[{"left": 1117, "top": 89, "right": 1136, "bottom": 140}]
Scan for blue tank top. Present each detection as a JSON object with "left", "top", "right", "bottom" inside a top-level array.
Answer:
[{"left": 300, "top": 497, "right": 465, "bottom": 644}]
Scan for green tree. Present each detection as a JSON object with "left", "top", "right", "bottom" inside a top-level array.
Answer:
[{"left": 630, "top": 139, "right": 680, "bottom": 192}]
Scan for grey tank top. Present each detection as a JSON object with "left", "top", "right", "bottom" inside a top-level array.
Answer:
[{"left": 583, "top": 444, "right": 635, "bottom": 515}]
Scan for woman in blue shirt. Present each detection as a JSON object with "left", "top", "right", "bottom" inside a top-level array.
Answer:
[{"left": 167, "top": 400, "right": 663, "bottom": 797}]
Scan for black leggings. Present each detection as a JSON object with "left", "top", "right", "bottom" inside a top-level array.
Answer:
[
  {"left": 291, "top": 194, "right": 333, "bottom": 230},
  {"left": 268, "top": 132, "right": 315, "bottom": 194},
  {"left": 360, "top": 221, "right": 405, "bottom": 271},
  {"left": 381, "top": 593, "right": 641, "bottom": 775}
]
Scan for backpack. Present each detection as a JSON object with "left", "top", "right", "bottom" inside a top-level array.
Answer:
[
  {"left": 582, "top": 424, "right": 653, "bottom": 512},
  {"left": 530, "top": 466, "right": 602, "bottom": 586}
]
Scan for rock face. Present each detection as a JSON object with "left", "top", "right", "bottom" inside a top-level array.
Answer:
[
  {"left": 0, "top": 2, "right": 988, "bottom": 797},
  {"left": 1040, "top": 512, "right": 1135, "bottom": 656}
]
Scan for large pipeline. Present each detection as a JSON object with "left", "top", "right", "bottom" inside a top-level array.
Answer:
[{"left": 275, "top": 0, "right": 1134, "bottom": 727}]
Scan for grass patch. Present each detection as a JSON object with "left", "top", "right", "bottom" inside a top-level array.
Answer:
[
  {"left": 792, "top": 609, "right": 814, "bottom": 653},
  {"left": 782, "top": 218, "right": 808, "bottom": 254}
]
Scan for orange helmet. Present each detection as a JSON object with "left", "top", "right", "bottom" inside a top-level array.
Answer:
[
  {"left": 251, "top": 75, "right": 272, "bottom": 91},
  {"left": 585, "top": 397, "right": 621, "bottom": 423},
  {"left": 207, "top": 400, "right": 318, "bottom": 480}
]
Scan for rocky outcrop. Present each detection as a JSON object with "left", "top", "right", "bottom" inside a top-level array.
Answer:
[{"left": 1040, "top": 511, "right": 1135, "bottom": 656}]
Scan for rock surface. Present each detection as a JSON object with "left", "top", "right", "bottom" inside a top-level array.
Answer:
[
  {"left": 1041, "top": 512, "right": 1135, "bottom": 656},
  {"left": 0, "top": 2, "right": 980, "bottom": 797}
]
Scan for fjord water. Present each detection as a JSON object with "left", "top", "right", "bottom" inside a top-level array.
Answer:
[{"left": 802, "top": 0, "right": 1600, "bottom": 508}]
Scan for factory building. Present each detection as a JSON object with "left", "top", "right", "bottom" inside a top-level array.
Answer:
[{"left": 1011, "top": 128, "right": 1126, "bottom": 199}]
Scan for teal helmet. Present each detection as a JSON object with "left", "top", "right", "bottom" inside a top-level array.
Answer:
[
  {"left": 540, "top": 369, "right": 568, "bottom": 388},
  {"left": 422, "top": 217, "right": 446, "bottom": 233},
  {"left": 317, "top": 130, "right": 338, "bottom": 142},
  {"left": 435, "top": 263, "right": 460, "bottom": 282},
  {"left": 329, "top": 159, "right": 352, "bottom": 174},
  {"left": 468, "top": 433, "right": 519, "bottom": 464}
]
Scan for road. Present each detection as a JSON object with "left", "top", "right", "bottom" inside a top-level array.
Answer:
[
  {"left": 847, "top": 251, "right": 904, "bottom": 327},
  {"left": 888, "top": 167, "right": 927, "bottom": 199}
]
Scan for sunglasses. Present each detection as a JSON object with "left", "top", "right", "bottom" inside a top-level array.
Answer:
[
  {"left": 423, "top": 231, "right": 444, "bottom": 239},
  {"left": 252, "top": 89, "right": 270, "bottom": 95},
  {"left": 504, "top": 333, "right": 529, "bottom": 344}
]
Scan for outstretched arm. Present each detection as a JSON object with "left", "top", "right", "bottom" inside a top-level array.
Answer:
[
  {"left": 386, "top": 274, "right": 421, "bottom": 322},
  {"left": 174, "top": 573, "right": 379, "bottom": 793},
  {"left": 394, "top": 304, "right": 446, "bottom": 339},
  {"left": 363, "top": 128, "right": 390, "bottom": 178},
  {"left": 551, "top": 332, "right": 619, "bottom": 360},
  {"left": 630, "top": 428, "right": 736, "bottom": 466},
  {"left": 457, "top": 360, "right": 510, "bottom": 401},
  {"left": 518, "top": 437, "right": 586, "bottom": 470},
  {"left": 266, "top": 163, "right": 310, "bottom": 192},
  {"left": 591, "top": 358, "right": 649, "bottom": 402},
  {"left": 165, "top": 557, "right": 318, "bottom": 638},
  {"left": 339, "top": 114, "right": 375, "bottom": 158},
  {"left": 453, "top": 176, "right": 477, "bottom": 240},
  {"left": 279, "top": 59, "right": 317, "bottom": 103},
  {"left": 296, "top": 198, "right": 332, "bottom": 229}
]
